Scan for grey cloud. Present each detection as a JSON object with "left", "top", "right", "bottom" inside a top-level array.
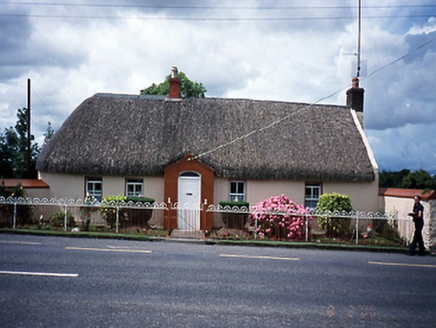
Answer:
[
  {"left": 0, "top": 5, "right": 32, "bottom": 80},
  {"left": 404, "top": 30, "right": 436, "bottom": 63},
  {"left": 367, "top": 125, "right": 436, "bottom": 174},
  {"left": 0, "top": 6, "right": 88, "bottom": 80}
]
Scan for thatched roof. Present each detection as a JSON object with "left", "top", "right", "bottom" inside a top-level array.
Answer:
[{"left": 36, "top": 94, "right": 376, "bottom": 182}]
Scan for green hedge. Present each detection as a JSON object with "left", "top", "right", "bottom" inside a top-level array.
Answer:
[
  {"left": 219, "top": 201, "right": 250, "bottom": 230},
  {"left": 219, "top": 201, "right": 249, "bottom": 209},
  {"left": 125, "top": 196, "right": 155, "bottom": 204}
]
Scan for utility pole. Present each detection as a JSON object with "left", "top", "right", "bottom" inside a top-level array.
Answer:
[{"left": 26, "top": 78, "right": 31, "bottom": 178}]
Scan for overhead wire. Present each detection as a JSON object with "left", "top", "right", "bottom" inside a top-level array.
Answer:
[
  {"left": 3, "top": 1, "right": 435, "bottom": 155},
  {"left": 1, "top": 2, "right": 435, "bottom": 21},
  {"left": 2, "top": 2, "right": 436, "bottom": 10},
  {"left": 32, "top": 89, "right": 61, "bottom": 130},
  {"left": 191, "top": 36, "right": 436, "bottom": 161},
  {"left": 1, "top": 13, "right": 434, "bottom": 21}
]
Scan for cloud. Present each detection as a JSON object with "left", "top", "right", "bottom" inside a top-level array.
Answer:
[
  {"left": 0, "top": 5, "right": 33, "bottom": 80},
  {"left": 1, "top": 0, "right": 435, "bottom": 175},
  {"left": 367, "top": 123, "right": 436, "bottom": 174}
]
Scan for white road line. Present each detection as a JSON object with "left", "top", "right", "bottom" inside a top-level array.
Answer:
[
  {"left": 220, "top": 254, "right": 300, "bottom": 261},
  {"left": 369, "top": 261, "right": 436, "bottom": 269},
  {"left": 65, "top": 247, "right": 152, "bottom": 254},
  {"left": 0, "top": 241, "right": 42, "bottom": 245},
  {"left": 0, "top": 270, "right": 79, "bottom": 277},
  {"left": 107, "top": 246, "right": 134, "bottom": 249}
]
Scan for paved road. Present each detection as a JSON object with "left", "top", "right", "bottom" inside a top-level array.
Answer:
[{"left": 0, "top": 234, "right": 435, "bottom": 327}]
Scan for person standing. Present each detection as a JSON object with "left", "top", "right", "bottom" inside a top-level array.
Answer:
[{"left": 408, "top": 195, "right": 425, "bottom": 256}]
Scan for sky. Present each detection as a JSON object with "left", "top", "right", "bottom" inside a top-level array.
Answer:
[{"left": 1, "top": 0, "right": 435, "bottom": 175}]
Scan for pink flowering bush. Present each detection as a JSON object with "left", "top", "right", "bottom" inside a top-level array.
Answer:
[{"left": 249, "top": 195, "right": 311, "bottom": 240}]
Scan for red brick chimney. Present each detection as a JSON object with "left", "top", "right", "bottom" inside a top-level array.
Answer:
[
  {"left": 346, "top": 77, "right": 365, "bottom": 127},
  {"left": 346, "top": 77, "right": 364, "bottom": 112},
  {"left": 168, "top": 66, "right": 181, "bottom": 98}
]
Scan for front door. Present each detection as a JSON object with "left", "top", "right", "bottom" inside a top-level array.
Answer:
[{"left": 177, "top": 172, "right": 201, "bottom": 230}]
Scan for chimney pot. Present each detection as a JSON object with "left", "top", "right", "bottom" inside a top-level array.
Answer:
[
  {"left": 351, "top": 77, "right": 359, "bottom": 88},
  {"left": 168, "top": 66, "right": 181, "bottom": 99},
  {"left": 171, "top": 66, "right": 178, "bottom": 79}
]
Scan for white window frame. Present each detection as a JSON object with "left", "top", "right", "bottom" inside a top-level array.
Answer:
[
  {"left": 125, "top": 179, "right": 143, "bottom": 197},
  {"left": 86, "top": 178, "right": 102, "bottom": 201},
  {"left": 229, "top": 181, "right": 246, "bottom": 202},
  {"left": 305, "top": 183, "right": 321, "bottom": 209}
]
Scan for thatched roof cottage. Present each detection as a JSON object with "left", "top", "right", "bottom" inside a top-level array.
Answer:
[{"left": 36, "top": 68, "right": 378, "bottom": 229}]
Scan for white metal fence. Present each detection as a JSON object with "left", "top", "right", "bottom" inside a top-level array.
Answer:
[{"left": 0, "top": 197, "right": 412, "bottom": 247}]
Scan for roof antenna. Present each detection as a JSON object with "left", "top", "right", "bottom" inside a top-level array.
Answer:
[{"left": 356, "top": 0, "right": 362, "bottom": 78}]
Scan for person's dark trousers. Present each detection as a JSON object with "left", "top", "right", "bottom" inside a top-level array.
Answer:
[{"left": 409, "top": 221, "right": 425, "bottom": 255}]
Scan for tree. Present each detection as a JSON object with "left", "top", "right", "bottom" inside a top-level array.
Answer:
[
  {"left": 379, "top": 169, "right": 436, "bottom": 190},
  {"left": 42, "top": 121, "right": 55, "bottom": 146},
  {"left": 140, "top": 71, "right": 207, "bottom": 98},
  {"left": 0, "top": 108, "right": 39, "bottom": 179},
  {"left": 379, "top": 169, "right": 410, "bottom": 188},
  {"left": 401, "top": 169, "right": 436, "bottom": 190}
]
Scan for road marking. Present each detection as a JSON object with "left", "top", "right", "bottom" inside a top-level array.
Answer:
[
  {"left": 369, "top": 261, "right": 436, "bottom": 269},
  {"left": 0, "top": 270, "right": 79, "bottom": 277},
  {"left": 0, "top": 241, "right": 42, "bottom": 245},
  {"left": 65, "top": 247, "right": 152, "bottom": 254},
  {"left": 107, "top": 246, "right": 136, "bottom": 249},
  {"left": 220, "top": 254, "right": 299, "bottom": 261}
]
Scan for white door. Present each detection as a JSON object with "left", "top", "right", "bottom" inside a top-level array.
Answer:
[{"left": 177, "top": 172, "right": 201, "bottom": 230}]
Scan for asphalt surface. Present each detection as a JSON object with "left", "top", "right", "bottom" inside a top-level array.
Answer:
[{"left": 0, "top": 233, "right": 435, "bottom": 327}]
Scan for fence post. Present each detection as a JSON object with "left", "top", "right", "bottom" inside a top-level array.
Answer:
[
  {"left": 305, "top": 214, "right": 309, "bottom": 242},
  {"left": 254, "top": 216, "right": 258, "bottom": 240},
  {"left": 64, "top": 204, "right": 68, "bottom": 231},
  {"left": 355, "top": 212, "right": 359, "bottom": 244},
  {"left": 13, "top": 198, "right": 17, "bottom": 229},
  {"left": 116, "top": 205, "right": 119, "bottom": 233},
  {"left": 202, "top": 202, "right": 206, "bottom": 238}
]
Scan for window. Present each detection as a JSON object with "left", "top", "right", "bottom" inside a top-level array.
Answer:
[
  {"left": 180, "top": 171, "right": 200, "bottom": 177},
  {"left": 126, "top": 179, "right": 143, "bottom": 197},
  {"left": 86, "top": 178, "right": 102, "bottom": 201},
  {"left": 305, "top": 184, "right": 321, "bottom": 209},
  {"left": 229, "top": 181, "right": 246, "bottom": 201}
]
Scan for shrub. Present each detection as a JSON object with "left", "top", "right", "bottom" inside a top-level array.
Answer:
[
  {"left": 99, "top": 195, "right": 127, "bottom": 228},
  {"left": 316, "top": 193, "right": 353, "bottom": 236},
  {"left": 249, "top": 195, "right": 310, "bottom": 239},
  {"left": 99, "top": 196, "right": 156, "bottom": 229},
  {"left": 372, "top": 219, "right": 402, "bottom": 243},
  {"left": 125, "top": 196, "right": 155, "bottom": 204},
  {"left": 79, "top": 196, "right": 98, "bottom": 231},
  {"left": 50, "top": 211, "right": 76, "bottom": 228},
  {"left": 125, "top": 197, "right": 155, "bottom": 229},
  {"left": 0, "top": 183, "right": 34, "bottom": 226},
  {"left": 219, "top": 201, "right": 250, "bottom": 230}
]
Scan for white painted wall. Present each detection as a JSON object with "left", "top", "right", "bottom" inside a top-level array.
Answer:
[
  {"left": 383, "top": 196, "right": 432, "bottom": 249},
  {"left": 324, "top": 181, "right": 379, "bottom": 212},
  {"left": 247, "top": 180, "right": 305, "bottom": 205},
  {"left": 213, "top": 177, "right": 228, "bottom": 205},
  {"left": 39, "top": 172, "right": 379, "bottom": 212},
  {"left": 26, "top": 188, "right": 51, "bottom": 199},
  {"left": 39, "top": 172, "right": 84, "bottom": 200},
  {"left": 215, "top": 178, "right": 379, "bottom": 212},
  {"left": 39, "top": 172, "right": 164, "bottom": 202}
]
